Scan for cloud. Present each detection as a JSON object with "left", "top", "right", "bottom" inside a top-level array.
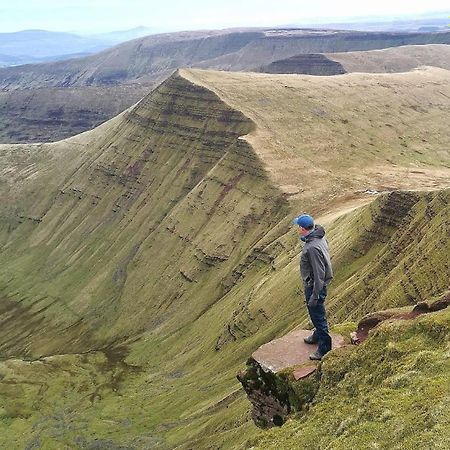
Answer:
[{"left": 1, "top": 0, "right": 449, "bottom": 33}]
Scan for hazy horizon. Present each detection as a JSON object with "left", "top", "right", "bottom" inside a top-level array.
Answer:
[{"left": 1, "top": 0, "right": 449, "bottom": 34}]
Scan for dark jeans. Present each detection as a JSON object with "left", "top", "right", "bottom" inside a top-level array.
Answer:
[{"left": 304, "top": 285, "right": 332, "bottom": 356}]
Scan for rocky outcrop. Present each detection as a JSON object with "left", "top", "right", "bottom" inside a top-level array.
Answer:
[
  {"left": 258, "top": 54, "right": 346, "bottom": 75},
  {"left": 250, "top": 303, "right": 450, "bottom": 449},
  {"left": 353, "top": 291, "right": 450, "bottom": 343},
  {"left": 240, "top": 291, "right": 450, "bottom": 430},
  {"left": 237, "top": 329, "right": 345, "bottom": 427}
]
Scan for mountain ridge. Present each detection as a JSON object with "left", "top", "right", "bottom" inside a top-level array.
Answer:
[{"left": 1, "top": 30, "right": 449, "bottom": 144}]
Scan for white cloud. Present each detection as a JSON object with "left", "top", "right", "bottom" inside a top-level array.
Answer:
[{"left": 1, "top": 0, "right": 449, "bottom": 33}]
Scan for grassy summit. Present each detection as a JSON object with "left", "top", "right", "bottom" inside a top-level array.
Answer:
[
  {"left": 0, "top": 67, "right": 449, "bottom": 448},
  {"left": 184, "top": 67, "right": 450, "bottom": 205}
]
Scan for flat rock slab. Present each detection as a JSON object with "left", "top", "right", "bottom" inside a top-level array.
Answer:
[
  {"left": 252, "top": 329, "right": 345, "bottom": 374},
  {"left": 292, "top": 365, "right": 317, "bottom": 380}
]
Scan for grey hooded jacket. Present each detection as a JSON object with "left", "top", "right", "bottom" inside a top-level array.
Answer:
[{"left": 300, "top": 225, "right": 333, "bottom": 299}]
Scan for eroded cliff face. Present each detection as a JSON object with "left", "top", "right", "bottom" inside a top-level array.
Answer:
[
  {"left": 327, "top": 189, "right": 450, "bottom": 321},
  {"left": 0, "top": 71, "right": 289, "bottom": 358},
  {"left": 0, "top": 84, "right": 151, "bottom": 143}
]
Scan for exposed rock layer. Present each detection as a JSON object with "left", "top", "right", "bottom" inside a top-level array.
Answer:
[
  {"left": 259, "top": 54, "right": 346, "bottom": 75},
  {"left": 0, "top": 72, "right": 289, "bottom": 358},
  {"left": 237, "top": 329, "right": 345, "bottom": 427}
]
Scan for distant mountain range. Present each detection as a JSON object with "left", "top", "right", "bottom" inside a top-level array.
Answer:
[
  {"left": 2, "top": 13, "right": 448, "bottom": 68},
  {"left": 84, "top": 26, "right": 156, "bottom": 45},
  {"left": 0, "top": 27, "right": 155, "bottom": 67},
  {"left": 292, "top": 12, "right": 450, "bottom": 32}
]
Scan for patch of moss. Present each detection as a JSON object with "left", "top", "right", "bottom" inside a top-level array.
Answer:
[{"left": 330, "top": 321, "right": 357, "bottom": 343}]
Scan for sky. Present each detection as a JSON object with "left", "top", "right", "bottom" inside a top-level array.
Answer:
[{"left": 1, "top": 0, "right": 449, "bottom": 33}]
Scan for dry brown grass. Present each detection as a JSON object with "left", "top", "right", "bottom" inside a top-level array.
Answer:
[
  {"left": 326, "top": 44, "right": 450, "bottom": 73},
  {"left": 183, "top": 67, "right": 450, "bottom": 215}
]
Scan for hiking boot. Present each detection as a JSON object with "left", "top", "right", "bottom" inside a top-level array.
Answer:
[
  {"left": 303, "top": 334, "right": 317, "bottom": 345},
  {"left": 309, "top": 350, "right": 324, "bottom": 361}
]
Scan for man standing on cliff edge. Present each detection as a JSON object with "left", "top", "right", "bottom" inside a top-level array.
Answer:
[{"left": 294, "top": 214, "right": 333, "bottom": 361}]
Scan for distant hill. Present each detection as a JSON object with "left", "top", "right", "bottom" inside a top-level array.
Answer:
[
  {"left": 0, "top": 27, "right": 157, "bottom": 67},
  {"left": 258, "top": 44, "right": 450, "bottom": 75},
  {"left": 85, "top": 26, "right": 156, "bottom": 45},
  {"left": 0, "top": 51, "right": 94, "bottom": 68},
  {"left": 0, "top": 30, "right": 108, "bottom": 62}
]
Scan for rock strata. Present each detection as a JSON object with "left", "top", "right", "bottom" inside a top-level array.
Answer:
[{"left": 354, "top": 291, "right": 450, "bottom": 343}]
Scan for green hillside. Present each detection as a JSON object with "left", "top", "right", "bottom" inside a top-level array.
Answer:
[{"left": 0, "top": 68, "right": 449, "bottom": 448}]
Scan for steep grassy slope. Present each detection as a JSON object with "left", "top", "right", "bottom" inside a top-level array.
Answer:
[
  {"left": 0, "top": 69, "right": 449, "bottom": 448},
  {"left": 0, "top": 190, "right": 448, "bottom": 449},
  {"left": 0, "top": 84, "right": 150, "bottom": 143},
  {"left": 328, "top": 190, "right": 450, "bottom": 320},
  {"left": 0, "top": 72, "right": 290, "bottom": 358}
]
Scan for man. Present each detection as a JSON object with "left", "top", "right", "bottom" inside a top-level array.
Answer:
[{"left": 294, "top": 214, "right": 333, "bottom": 361}]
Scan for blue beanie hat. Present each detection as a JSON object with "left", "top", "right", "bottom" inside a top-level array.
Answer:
[{"left": 293, "top": 214, "right": 314, "bottom": 228}]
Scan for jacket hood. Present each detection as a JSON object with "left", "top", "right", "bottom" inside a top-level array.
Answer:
[{"left": 305, "top": 224, "right": 325, "bottom": 242}]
